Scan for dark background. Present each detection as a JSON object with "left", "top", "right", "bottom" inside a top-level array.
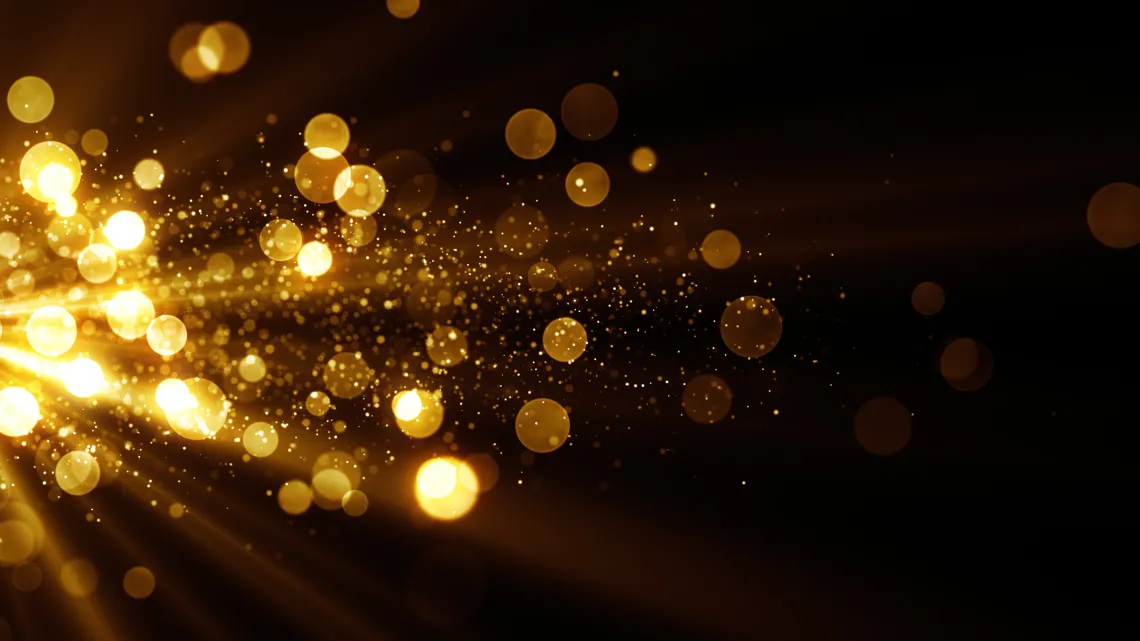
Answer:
[{"left": 3, "top": 1, "right": 1139, "bottom": 639}]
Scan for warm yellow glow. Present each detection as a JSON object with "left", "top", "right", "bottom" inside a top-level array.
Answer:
[
  {"left": 305, "top": 391, "right": 331, "bottom": 416},
  {"left": 77, "top": 243, "right": 118, "bottom": 283},
  {"left": 7, "top": 76, "right": 54, "bottom": 123},
  {"left": 146, "top": 315, "right": 187, "bottom": 356},
  {"left": 242, "top": 422, "right": 278, "bottom": 458},
  {"left": 0, "top": 231, "right": 19, "bottom": 259},
  {"left": 60, "top": 558, "right": 98, "bottom": 597},
  {"left": 334, "top": 165, "right": 387, "bottom": 216},
  {"left": 393, "top": 389, "right": 424, "bottom": 421},
  {"left": 104, "top": 211, "right": 146, "bottom": 250},
  {"left": 278, "top": 480, "right": 313, "bottom": 515},
  {"left": 26, "top": 305, "right": 77, "bottom": 357},
  {"left": 259, "top": 219, "right": 304, "bottom": 261},
  {"left": 425, "top": 326, "right": 468, "bottom": 367},
  {"left": 55, "top": 451, "right": 101, "bottom": 496},
  {"left": 505, "top": 109, "right": 557, "bottom": 160},
  {"left": 515, "top": 398, "right": 571, "bottom": 453},
  {"left": 154, "top": 378, "right": 194, "bottom": 413},
  {"left": 133, "top": 159, "right": 165, "bottom": 190},
  {"left": 61, "top": 358, "right": 104, "bottom": 398},
  {"left": 20, "top": 141, "right": 81, "bottom": 203},
  {"left": 565, "top": 162, "right": 611, "bottom": 207},
  {"left": 542, "top": 317, "right": 588, "bottom": 362},
  {"left": 630, "top": 146, "right": 657, "bottom": 173},
  {"left": 164, "top": 378, "right": 230, "bottom": 440},
  {"left": 304, "top": 113, "right": 351, "bottom": 157},
  {"left": 295, "top": 149, "right": 350, "bottom": 204},
  {"left": 341, "top": 490, "right": 369, "bottom": 517},
  {"left": 701, "top": 230, "right": 742, "bottom": 269},
  {"left": 197, "top": 22, "right": 251, "bottom": 74},
  {"left": 239, "top": 354, "right": 267, "bottom": 382},
  {"left": 296, "top": 241, "right": 332, "bottom": 277},
  {"left": 54, "top": 194, "right": 78, "bottom": 217},
  {"left": 107, "top": 291, "right": 156, "bottom": 340},
  {"left": 414, "top": 457, "right": 479, "bottom": 521},
  {"left": 81, "top": 129, "right": 108, "bottom": 156},
  {"left": 0, "top": 387, "right": 40, "bottom": 437}
]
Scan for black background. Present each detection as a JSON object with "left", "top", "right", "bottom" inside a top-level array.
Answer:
[{"left": 2, "top": 1, "right": 1139, "bottom": 640}]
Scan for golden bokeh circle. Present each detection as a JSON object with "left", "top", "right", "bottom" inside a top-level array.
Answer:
[
  {"left": 630, "top": 146, "right": 657, "bottom": 173},
  {"left": 527, "top": 261, "right": 558, "bottom": 292},
  {"left": 940, "top": 338, "right": 994, "bottom": 392},
  {"left": 415, "top": 457, "right": 479, "bottom": 521},
  {"left": 311, "top": 469, "right": 353, "bottom": 510},
  {"left": 46, "top": 214, "right": 93, "bottom": 258},
  {"left": 542, "top": 317, "right": 587, "bottom": 362},
  {"left": 323, "top": 352, "right": 373, "bottom": 399},
  {"left": 7, "top": 76, "right": 54, "bottom": 124},
  {"left": 20, "top": 141, "right": 81, "bottom": 203},
  {"left": 911, "top": 282, "right": 945, "bottom": 316},
  {"left": 6, "top": 270, "right": 33, "bottom": 296},
  {"left": 61, "top": 357, "right": 104, "bottom": 398},
  {"left": 278, "top": 480, "right": 313, "bottom": 516},
  {"left": 166, "top": 378, "right": 230, "bottom": 440},
  {"left": 104, "top": 210, "right": 146, "bottom": 250},
  {"left": 238, "top": 354, "right": 267, "bottom": 382},
  {"left": 133, "top": 159, "right": 165, "bottom": 190},
  {"left": 295, "top": 149, "right": 350, "bottom": 204},
  {"left": 392, "top": 389, "right": 444, "bottom": 438},
  {"left": 107, "top": 290, "right": 156, "bottom": 340},
  {"left": 242, "top": 422, "right": 278, "bottom": 458},
  {"left": 719, "top": 296, "right": 782, "bottom": 358},
  {"left": 494, "top": 204, "right": 549, "bottom": 258},
  {"left": 505, "top": 109, "right": 557, "bottom": 160},
  {"left": 387, "top": 0, "right": 421, "bottom": 19},
  {"left": 341, "top": 490, "right": 369, "bottom": 517},
  {"left": 26, "top": 305, "right": 77, "bottom": 357},
  {"left": 77, "top": 244, "right": 118, "bottom": 283},
  {"left": 297, "top": 241, "right": 333, "bottom": 277},
  {"left": 55, "top": 451, "right": 100, "bottom": 496},
  {"left": 339, "top": 214, "right": 378, "bottom": 247},
  {"left": 123, "top": 567, "right": 156, "bottom": 599},
  {"left": 81, "top": 129, "right": 108, "bottom": 156},
  {"left": 426, "top": 325, "right": 469, "bottom": 367},
  {"left": 515, "top": 398, "right": 570, "bottom": 453},
  {"left": 565, "top": 162, "right": 610, "bottom": 207},
  {"left": 700, "top": 230, "right": 742, "bottom": 269},
  {"left": 60, "top": 558, "right": 98, "bottom": 598},
  {"left": 854, "top": 397, "right": 912, "bottom": 456},
  {"left": 560, "top": 83, "right": 618, "bottom": 141},
  {"left": 305, "top": 114, "right": 351, "bottom": 158},
  {"left": 306, "top": 391, "right": 331, "bottom": 416},
  {"left": 198, "top": 22, "right": 251, "bottom": 74},
  {"left": 259, "top": 219, "right": 304, "bottom": 261},
  {"left": 335, "top": 165, "right": 387, "bottom": 216},
  {"left": 1087, "top": 182, "right": 1140, "bottom": 248},
  {"left": 0, "top": 387, "right": 40, "bottom": 437},
  {"left": 682, "top": 374, "right": 733, "bottom": 424},
  {"left": 146, "top": 315, "right": 188, "bottom": 356}
]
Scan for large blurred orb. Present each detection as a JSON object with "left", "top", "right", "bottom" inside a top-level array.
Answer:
[
  {"left": 242, "top": 422, "right": 278, "bottom": 458},
  {"left": 515, "top": 398, "right": 570, "bottom": 453},
  {"left": 700, "top": 230, "right": 741, "bottom": 269},
  {"left": 20, "top": 141, "right": 81, "bottom": 203},
  {"left": 0, "top": 231, "right": 20, "bottom": 259},
  {"left": 1087, "top": 182, "right": 1140, "bottom": 248},
  {"left": 324, "top": 352, "right": 373, "bottom": 399},
  {"left": 45, "top": 214, "right": 93, "bottom": 258},
  {"left": 342, "top": 490, "right": 369, "bottom": 517},
  {"left": 295, "top": 149, "right": 350, "bottom": 204},
  {"left": 415, "top": 457, "right": 478, "bottom": 521},
  {"left": 123, "top": 567, "right": 156, "bottom": 600},
  {"left": 0, "top": 387, "right": 40, "bottom": 437},
  {"left": 387, "top": 0, "right": 421, "bottom": 19},
  {"left": 165, "top": 378, "right": 230, "bottom": 440},
  {"left": 107, "top": 291, "right": 155, "bottom": 340},
  {"left": 6, "top": 270, "right": 33, "bottom": 296},
  {"left": 146, "top": 315, "right": 187, "bottom": 356},
  {"left": 557, "top": 255, "right": 595, "bottom": 291},
  {"left": 494, "top": 204, "right": 549, "bottom": 258},
  {"left": 565, "top": 162, "right": 610, "bottom": 207},
  {"left": 335, "top": 165, "right": 387, "bottom": 216},
  {"left": 311, "top": 469, "right": 353, "bottom": 510},
  {"left": 854, "top": 397, "right": 912, "bottom": 456},
  {"left": 911, "top": 282, "right": 945, "bottom": 316},
  {"left": 170, "top": 23, "right": 213, "bottom": 82},
  {"left": 60, "top": 558, "right": 98, "bottom": 597},
  {"left": 719, "top": 296, "right": 782, "bottom": 358},
  {"left": 104, "top": 211, "right": 146, "bottom": 250},
  {"left": 304, "top": 114, "right": 350, "bottom": 158},
  {"left": 940, "top": 338, "right": 994, "bottom": 392},
  {"left": 527, "top": 261, "right": 558, "bottom": 292},
  {"left": 278, "top": 480, "right": 312, "bottom": 515},
  {"left": 238, "top": 354, "right": 267, "bottom": 382},
  {"left": 8, "top": 76, "right": 54, "bottom": 123},
  {"left": 133, "top": 159, "right": 165, "bottom": 190},
  {"left": 306, "top": 391, "right": 331, "bottom": 416},
  {"left": 630, "top": 146, "right": 657, "bottom": 173},
  {"left": 61, "top": 358, "right": 104, "bottom": 398},
  {"left": 155, "top": 378, "right": 194, "bottom": 414},
  {"left": 55, "top": 451, "right": 100, "bottom": 496},
  {"left": 561, "top": 83, "right": 618, "bottom": 141},
  {"left": 339, "top": 214, "right": 378, "bottom": 247},
  {"left": 426, "top": 325, "right": 468, "bottom": 367},
  {"left": 77, "top": 244, "right": 118, "bottom": 283},
  {"left": 26, "top": 306, "right": 77, "bottom": 357},
  {"left": 297, "top": 241, "right": 333, "bottom": 277},
  {"left": 197, "top": 22, "right": 251, "bottom": 74},
  {"left": 81, "top": 129, "right": 108, "bottom": 156},
  {"left": 505, "top": 109, "right": 556, "bottom": 160},
  {"left": 543, "top": 317, "right": 587, "bottom": 362},
  {"left": 682, "top": 374, "right": 733, "bottom": 424},
  {"left": 259, "top": 219, "right": 304, "bottom": 261},
  {"left": 392, "top": 389, "right": 444, "bottom": 438}
]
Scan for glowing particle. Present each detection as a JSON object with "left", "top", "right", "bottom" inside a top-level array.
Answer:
[
  {"left": 296, "top": 241, "right": 332, "bottom": 277},
  {"left": 259, "top": 219, "right": 304, "bottom": 261},
  {"left": 542, "top": 317, "right": 588, "bottom": 363},
  {"left": 565, "top": 162, "right": 610, "bottom": 207},
  {"left": 392, "top": 389, "right": 444, "bottom": 438},
  {"left": 107, "top": 291, "right": 156, "bottom": 340},
  {"left": 242, "top": 422, "right": 278, "bottom": 458},
  {"left": 0, "top": 387, "right": 40, "bottom": 437},
  {"left": 304, "top": 113, "right": 350, "bottom": 158},
  {"left": 278, "top": 480, "right": 313, "bottom": 516},
  {"left": 505, "top": 109, "right": 557, "bottom": 160},
  {"left": 515, "top": 398, "right": 571, "bottom": 453},
  {"left": 238, "top": 354, "right": 267, "bottom": 382},
  {"left": 146, "top": 315, "right": 187, "bottom": 356},
  {"left": 80, "top": 129, "right": 108, "bottom": 156},
  {"left": 155, "top": 378, "right": 194, "bottom": 413},
  {"left": 104, "top": 210, "right": 146, "bottom": 250},
  {"left": 61, "top": 358, "right": 104, "bottom": 398},
  {"left": 165, "top": 378, "right": 230, "bottom": 440},
  {"left": 26, "top": 305, "right": 77, "bottom": 357},
  {"left": 415, "top": 457, "right": 478, "bottom": 521},
  {"left": 7, "top": 76, "right": 54, "bottom": 123},
  {"left": 20, "top": 141, "right": 81, "bottom": 203},
  {"left": 425, "top": 325, "right": 469, "bottom": 367},
  {"left": 76, "top": 244, "right": 118, "bottom": 283},
  {"left": 700, "top": 230, "right": 741, "bottom": 269},
  {"left": 631, "top": 146, "right": 657, "bottom": 173},
  {"left": 55, "top": 451, "right": 100, "bottom": 496},
  {"left": 133, "top": 159, "right": 165, "bottom": 190}
]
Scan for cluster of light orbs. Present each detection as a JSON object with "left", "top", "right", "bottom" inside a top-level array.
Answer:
[{"left": 170, "top": 22, "right": 251, "bottom": 82}]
